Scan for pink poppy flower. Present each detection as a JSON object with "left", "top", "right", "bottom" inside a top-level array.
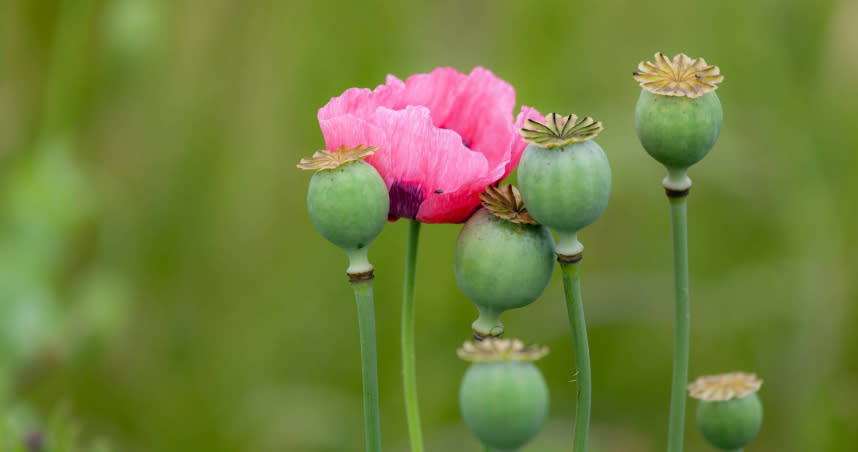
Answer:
[{"left": 318, "top": 67, "right": 541, "bottom": 223}]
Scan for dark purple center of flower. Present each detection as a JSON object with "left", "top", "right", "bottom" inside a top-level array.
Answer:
[{"left": 389, "top": 181, "right": 424, "bottom": 220}]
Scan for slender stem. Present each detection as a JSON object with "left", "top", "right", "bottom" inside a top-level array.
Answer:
[
  {"left": 351, "top": 278, "right": 382, "bottom": 452},
  {"left": 402, "top": 220, "right": 424, "bottom": 451},
  {"left": 560, "top": 259, "right": 591, "bottom": 452},
  {"left": 666, "top": 195, "right": 690, "bottom": 452}
]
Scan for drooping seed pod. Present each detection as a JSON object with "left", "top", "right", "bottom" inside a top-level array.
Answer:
[
  {"left": 689, "top": 372, "right": 764, "bottom": 450},
  {"left": 455, "top": 185, "right": 554, "bottom": 339},
  {"left": 633, "top": 52, "right": 724, "bottom": 191},
  {"left": 517, "top": 113, "right": 611, "bottom": 256},
  {"left": 458, "top": 338, "right": 550, "bottom": 451},
  {"left": 298, "top": 145, "right": 389, "bottom": 274}
]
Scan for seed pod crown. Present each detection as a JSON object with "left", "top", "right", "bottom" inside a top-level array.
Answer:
[
  {"left": 297, "top": 144, "right": 377, "bottom": 171},
  {"left": 480, "top": 184, "right": 538, "bottom": 225},
  {"left": 457, "top": 338, "right": 548, "bottom": 362},
  {"left": 688, "top": 372, "right": 763, "bottom": 401},
  {"left": 634, "top": 52, "right": 723, "bottom": 98},
  {"left": 519, "top": 113, "right": 603, "bottom": 149}
]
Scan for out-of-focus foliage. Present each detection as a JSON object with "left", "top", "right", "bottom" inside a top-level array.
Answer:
[
  {"left": 1, "top": 404, "right": 112, "bottom": 452},
  {"left": 0, "top": 0, "right": 855, "bottom": 451}
]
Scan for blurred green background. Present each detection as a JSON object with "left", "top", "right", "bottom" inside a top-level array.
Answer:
[{"left": 1, "top": 0, "right": 856, "bottom": 450}]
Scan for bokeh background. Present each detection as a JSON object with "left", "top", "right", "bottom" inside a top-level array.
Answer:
[{"left": 1, "top": 0, "right": 857, "bottom": 451}]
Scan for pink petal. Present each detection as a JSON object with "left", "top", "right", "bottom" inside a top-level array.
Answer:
[
  {"left": 318, "top": 114, "right": 391, "bottom": 175},
  {"left": 317, "top": 77, "right": 405, "bottom": 121},
  {"left": 370, "top": 105, "right": 488, "bottom": 191},
  {"left": 320, "top": 105, "right": 490, "bottom": 222},
  {"left": 393, "top": 67, "right": 469, "bottom": 127},
  {"left": 421, "top": 105, "right": 542, "bottom": 222},
  {"left": 416, "top": 177, "right": 490, "bottom": 223},
  {"left": 432, "top": 68, "right": 516, "bottom": 175}
]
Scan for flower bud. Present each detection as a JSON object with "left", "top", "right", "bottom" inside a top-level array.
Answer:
[
  {"left": 455, "top": 185, "right": 554, "bottom": 338},
  {"left": 299, "top": 146, "right": 389, "bottom": 274},
  {"left": 633, "top": 53, "right": 724, "bottom": 190},
  {"left": 517, "top": 113, "right": 611, "bottom": 256},
  {"left": 458, "top": 339, "right": 549, "bottom": 451},
  {"left": 689, "top": 372, "right": 763, "bottom": 450}
]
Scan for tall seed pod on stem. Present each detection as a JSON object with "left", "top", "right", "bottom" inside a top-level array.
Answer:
[
  {"left": 632, "top": 52, "right": 724, "bottom": 452},
  {"left": 517, "top": 113, "right": 611, "bottom": 451},
  {"left": 298, "top": 145, "right": 389, "bottom": 452}
]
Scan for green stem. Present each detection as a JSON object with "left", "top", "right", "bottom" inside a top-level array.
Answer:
[
  {"left": 560, "top": 259, "right": 591, "bottom": 452},
  {"left": 402, "top": 220, "right": 424, "bottom": 451},
  {"left": 351, "top": 278, "right": 382, "bottom": 452},
  {"left": 667, "top": 195, "right": 690, "bottom": 452}
]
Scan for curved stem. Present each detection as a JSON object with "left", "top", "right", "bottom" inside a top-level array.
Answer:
[
  {"left": 667, "top": 195, "right": 690, "bottom": 452},
  {"left": 351, "top": 278, "right": 382, "bottom": 452},
  {"left": 560, "top": 259, "right": 591, "bottom": 452},
  {"left": 402, "top": 220, "right": 424, "bottom": 451}
]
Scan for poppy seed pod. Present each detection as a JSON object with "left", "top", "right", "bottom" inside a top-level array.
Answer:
[
  {"left": 455, "top": 185, "right": 554, "bottom": 339},
  {"left": 299, "top": 145, "right": 389, "bottom": 274},
  {"left": 689, "top": 372, "right": 764, "bottom": 450},
  {"left": 633, "top": 52, "right": 724, "bottom": 191},
  {"left": 517, "top": 113, "right": 611, "bottom": 256},
  {"left": 458, "top": 339, "right": 549, "bottom": 451}
]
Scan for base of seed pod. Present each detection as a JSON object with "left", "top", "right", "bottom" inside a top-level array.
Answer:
[
  {"left": 345, "top": 246, "right": 374, "bottom": 275},
  {"left": 472, "top": 308, "right": 504, "bottom": 339},
  {"left": 663, "top": 167, "right": 692, "bottom": 192},
  {"left": 554, "top": 230, "right": 583, "bottom": 257}
]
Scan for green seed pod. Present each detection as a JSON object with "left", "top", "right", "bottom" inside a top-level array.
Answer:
[
  {"left": 455, "top": 185, "right": 554, "bottom": 339},
  {"left": 689, "top": 372, "right": 764, "bottom": 450},
  {"left": 632, "top": 52, "right": 724, "bottom": 191},
  {"left": 299, "top": 146, "right": 389, "bottom": 274},
  {"left": 517, "top": 113, "right": 611, "bottom": 256},
  {"left": 458, "top": 339, "right": 550, "bottom": 451},
  {"left": 634, "top": 90, "right": 722, "bottom": 169}
]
